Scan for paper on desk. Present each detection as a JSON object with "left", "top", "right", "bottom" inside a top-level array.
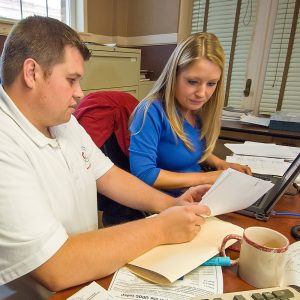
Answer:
[
  {"left": 67, "top": 281, "right": 109, "bottom": 300},
  {"left": 109, "top": 265, "right": 223, "bottom": 299},
  {"left": 226, "top": 155, "right": 291, "bottom": 176},
  {"left": 225, "top": 142, "right": 300, "bottom": 160},
  {"left": 240, "top": 114, "right": 270, "bottom": 127},
  {"left": 127, "top": 217, "right": 243, "bottom": 285},
  {"left": 200, "top": 168, "right": 274, "bottom": 216},
  {"left": 282, "top": 241, "right": 300, "bottom": 286}
]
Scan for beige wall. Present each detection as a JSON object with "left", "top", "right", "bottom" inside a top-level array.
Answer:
[
  {"left": 126, "top": 0, "right": 180, "bottom": 36},
  {"left": 115, "top": 0, "right": 129, "bottom": 36},
  {"left": 86, "top": 0, "right": 180, "bottom": 37},
  {"left": 84, "top": 0, "right": 181, "bottom": 80},
  {"left": 86, "top": 0, "right": 116, "bottom": 36}
]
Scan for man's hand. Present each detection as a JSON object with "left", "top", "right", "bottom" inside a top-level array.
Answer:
[
  {"left": 156, "top": 204, "right": 211, "bottom": 244},
  {"left": 176, "top": 184, "right": 211, "bottom": 205}
]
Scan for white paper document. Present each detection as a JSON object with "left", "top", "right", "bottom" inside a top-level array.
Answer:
[
  {"left": 67, "top": 281, "right": 109, "bottom": 300},
  {"left": 225, "top": 142, "right": 300, "bottom": 160},
  {"left": 109, "top": 265, "right": 223, "bottom": 300},
  {"left": 200, "top": 168, "right": 274, "bottom": 216},
  {"left": 226, "top": 155, "right": 291, "bottom": 176},
  {"left": 240, "top": 114, "right": 270, "bottom": 127},
  {"left": 282, "top": 241, "right": 300, "bottom": 286}
]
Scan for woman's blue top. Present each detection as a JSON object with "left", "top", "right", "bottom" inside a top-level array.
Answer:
[{"left": 129, "top": 100, "right": 206, "bottom": 196}]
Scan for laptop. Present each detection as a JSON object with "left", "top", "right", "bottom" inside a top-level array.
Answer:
[{"left": 237, "top": 153, "right": 300, "bottom": 221}]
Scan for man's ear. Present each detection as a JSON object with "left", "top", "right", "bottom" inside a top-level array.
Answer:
[{"left": 23, "top": 58, "right": 39, "bottom": 88}]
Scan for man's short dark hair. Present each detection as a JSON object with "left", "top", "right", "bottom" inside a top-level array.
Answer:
[{"left": 0, "top": 15, "right": 91, "bottom": 86}]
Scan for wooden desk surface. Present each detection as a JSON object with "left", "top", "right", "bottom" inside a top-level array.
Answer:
[
  {"left": 221, "top": 120, "right": 300, "bottom": 140},
  {"left": 218, "top": 120, "right": 300, "bottom": 151},
  {"left": 49, "top": 193, "right": 300, "bottom": 299}
]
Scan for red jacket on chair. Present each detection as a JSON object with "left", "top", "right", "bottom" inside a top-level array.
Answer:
[{"left": 74, "top": 91, "right": 139, "bottom": 156}]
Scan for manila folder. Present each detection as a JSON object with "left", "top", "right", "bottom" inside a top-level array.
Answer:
[{"left": 127, "top": 217, "right": 243, "bottom": 284}]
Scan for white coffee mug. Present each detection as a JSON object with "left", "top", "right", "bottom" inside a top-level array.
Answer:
[{"left": 220, "top": 226, "right": 289, "bottom": 288}]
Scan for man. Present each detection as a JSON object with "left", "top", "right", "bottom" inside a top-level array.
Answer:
[{"left": 0, "top": 16, "right": 210, "bottom": 299}]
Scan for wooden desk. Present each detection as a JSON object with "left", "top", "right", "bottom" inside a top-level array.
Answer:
[
  {"left": 220, "top": 120, "right": 300, "bottom": 147},
  {"left": 214, "top": 120, "right": 300, "bottom": 159},
  {"left": 49, "top": 193, "right": 300, "bottom": 299}
]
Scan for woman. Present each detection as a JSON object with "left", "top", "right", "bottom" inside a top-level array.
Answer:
[{"left": 129, "top": 32, "right": 251, "bottom": 196}]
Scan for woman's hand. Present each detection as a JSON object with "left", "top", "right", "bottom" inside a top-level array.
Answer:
[
  {"left": 204, "top": 154, "right": 252, "bottom": 176},
  {"left": 216, "top": 160, "right": 252, "bottom": 175},
  {"left": 228, "top": 162, "right": 252, "bottom": 175}
]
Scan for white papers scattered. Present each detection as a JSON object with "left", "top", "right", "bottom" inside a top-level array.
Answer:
[
  {"left": 225, "top": 141, "right": 300, "bottom": 160},
  {"left": 240, "top": 114, "right": 270, "bottom": 127},
  {"left": 109, "top": 265, "right": 223, "bottom": 299},
  {"left": 226, "top": 155, "right": 291, "bottom": 176},
  {"left": 67, "top": 281, "right": 109, "bottom": 300},
  {"left": 222, "top": 111, "right": 246, "bottom": 121},
  {"left": 221, "top": 107, "right": 270, "bottom": 127},
  {"left": 221, "top": 107, "right": 252, "bottom": 121},
  {"left": 200, "top": 168, "right": 274, "bottom": 216},
  {"left": 282, "top": 241, "right": 300, "bottom": 286}
]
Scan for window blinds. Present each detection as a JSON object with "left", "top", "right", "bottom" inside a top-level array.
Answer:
[
  {"left": 227, "top": 1, "right": 257, "bottom": 108},
  {"left": 0, "top": 0, "right": 65, "bottom": 22},
  {"left": 191, "top": 0, "right": 256, "bottom": 108},
  {"left": 191, "top": 0, "right": 300, "bottom": 114},
  {"left": 259, "top": 0, "right": 299, "bottom": 113},
  {"left": 282, "top": 13, "right": 300, "bottom": 112}
]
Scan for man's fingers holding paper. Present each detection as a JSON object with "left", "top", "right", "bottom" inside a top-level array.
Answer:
[
  {"left": 177, "top": 184, "right": 211, "bottom": 205},
  {"left": 192, "top": 203, "right": 211, "bottom": 217},
  {"left": 158, "top": 205, "right": 210, "bottom": 243},
  {"left": 185, "top": 204, "right": 211, "bottom": 226}
]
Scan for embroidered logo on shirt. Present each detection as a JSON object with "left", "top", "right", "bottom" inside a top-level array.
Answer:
[{"left": 81, "top": 146, "right": 91, "bottom": 169}]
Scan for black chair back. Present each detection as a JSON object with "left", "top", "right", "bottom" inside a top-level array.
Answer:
[{"left": 99, "top": 133, "right": 147, "bottom": 226}]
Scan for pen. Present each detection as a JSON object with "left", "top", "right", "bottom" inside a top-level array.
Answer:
[{"left": 201, "top": 256, "right": 231, "bottom": 266}]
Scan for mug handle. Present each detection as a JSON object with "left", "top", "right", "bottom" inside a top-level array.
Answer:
[{"left": 220, "top": 234, "right": 242, "bottom": 266}]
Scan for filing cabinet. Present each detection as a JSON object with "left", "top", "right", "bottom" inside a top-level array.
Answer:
[{"left": 81, "top": 44, "right": 141, "bottom": 98}]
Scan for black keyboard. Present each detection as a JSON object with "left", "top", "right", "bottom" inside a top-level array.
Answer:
[
  {"left": 253, "top": 173, "right": 273, "bottom": 181},
  {"left": 192, "top": 286, "right": 300, "bottom": 300}
]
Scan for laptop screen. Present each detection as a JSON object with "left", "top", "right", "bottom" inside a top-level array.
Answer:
[{"left": 237, "top": 153, "right": 300, "bottom": 221}]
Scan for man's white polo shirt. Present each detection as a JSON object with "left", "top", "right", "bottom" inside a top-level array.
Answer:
[{"left": 0, "top": 86, "right": 113, "bottom": 299}]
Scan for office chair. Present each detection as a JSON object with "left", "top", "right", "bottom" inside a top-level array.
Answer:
[{"left": 74, "top": 91, "right": 147, "bottom": 226}]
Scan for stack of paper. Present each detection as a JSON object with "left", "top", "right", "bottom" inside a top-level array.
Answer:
[
  {"left": 109, "top": 265, "right": 223, "bottom": 299},
  {"left": 240, "top": 114, "right": 270, "bottom": 127},
  {"left": 225, "top": 141, "right": 300, "bottom": 161},
  {"left": 199, "top": 168, "right": 274, "bottom": 216},
  {"left": 222, "top": 107, "right": 252, "bottom": 121},
  {"left": 222, "top": 110, "right": 246, "bottom": 121},
  {"left": 226, "top": 155, "right": 290, "bottom": 176}
]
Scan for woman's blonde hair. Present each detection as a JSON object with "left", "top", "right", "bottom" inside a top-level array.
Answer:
[{"left": 130, "top": 32, "right": 225, "bottom": 162}]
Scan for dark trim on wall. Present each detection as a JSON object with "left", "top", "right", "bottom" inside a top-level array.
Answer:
[
  {"left": 135, "top": 44, "right": 177, "bottom": 80},
  {"left": 224, "top": 0, "right": 241, "bottom": 107},
  {"left": 277, "top": 0, "right": 299, "bottom": 111},
  {"left": 203, "top": 0, "right": 210, "bottom": 32},
  {"left": 0, "top": 35, "right": 7, "bottom": 54}
]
